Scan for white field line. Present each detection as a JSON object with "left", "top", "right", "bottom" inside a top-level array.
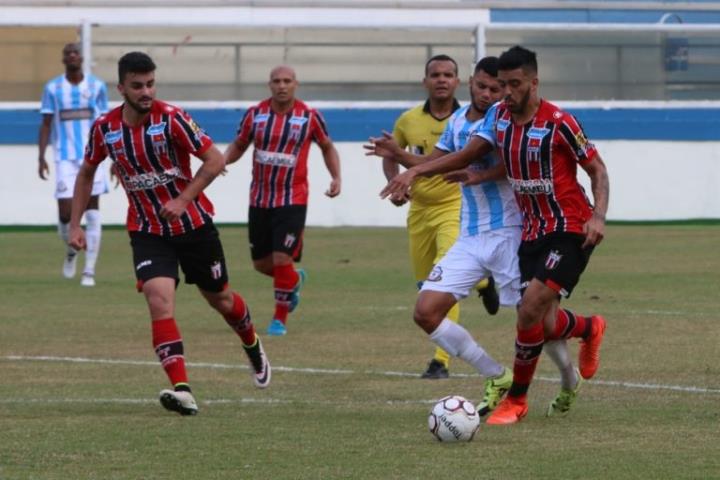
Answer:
[
  {"left": 0, "top": 397, "right": 439, "bottom": 406},
  {"left": 3, "top": 355, "right": 720, "bottom": 395}
]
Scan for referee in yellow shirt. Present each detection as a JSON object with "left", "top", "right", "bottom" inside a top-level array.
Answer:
[{"left": 383, "top": 54, "right": 498, "bottom": 379}]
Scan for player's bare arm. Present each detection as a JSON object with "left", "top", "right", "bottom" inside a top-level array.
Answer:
[
  {"left": 223, "top": 138, "right": 250, "bottom": 166},
  {"left": 443, "top": 160, "right": 507, "bottom": 185},
  {"left": 37, "top": 114, "right": 53, "bottom": 180},
  {"left": 68, "top": 161, "right": 99, "bottom": 250},
  {"left": 581, "top": 154, "right": 610, "bottom": 248},
  {"left": 380, "top": 135, "right": 492, "bottom": 200},
  {"left": 160, "top": 145, "right": 225, "bottom": 222},
  {"left": 319, "top": 139, "right": 341, "bottom": 198},
  {"left": 365, "top": 131, "right": 445, "bottom": 169}
]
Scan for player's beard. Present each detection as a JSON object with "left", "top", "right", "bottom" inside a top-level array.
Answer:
[
  {"left": 507, "top": 88, "right": 531, "bottom": 114},
  {"left": 125, "top": 95, "right": 153, "bottom": 114}
]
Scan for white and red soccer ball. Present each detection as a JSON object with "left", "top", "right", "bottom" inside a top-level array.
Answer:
[{"left": 428, "top": 395, "right": 480, "bottom": 442}]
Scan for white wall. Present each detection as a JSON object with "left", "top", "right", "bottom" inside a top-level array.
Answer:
[{"left": 2, "top": 140, "right": 719, "bottom": 226}]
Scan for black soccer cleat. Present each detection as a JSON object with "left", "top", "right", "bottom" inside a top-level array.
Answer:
[
  {"left": 421, "top": 359, "right": 449, "bottom": 379},
  {"left": 478, "top": 276, "right": 500, "bottom": 315}
]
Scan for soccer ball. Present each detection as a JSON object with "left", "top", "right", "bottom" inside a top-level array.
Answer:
[{"left": 428, "top": 395, "right": 480, "bottom": 442}]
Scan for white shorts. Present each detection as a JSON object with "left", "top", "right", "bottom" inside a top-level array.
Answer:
[
  {"left": 421, "top": 227, "right": 522, "bottom": 307},
  {"left": 55, "top": 160, "right": 109, "bottom": 200}
]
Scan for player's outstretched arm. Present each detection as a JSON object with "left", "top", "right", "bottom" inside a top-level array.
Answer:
[
  {"left": 160, "top": 145, "right": 225, "bottom": 222},
  {"left": 444, "top": 160, "right": 507, "bottom": 185},
  {"left": 319, "top": 139, "right": 341, "bottom": 198},
  {"left": 581, "top": 154, "right": 610, "bottom": 248},
  {"left": 364, "top": 131, "right": 442, "bottom": 168},
  {"left": 69, "top": 161, "right": 99, "bottom": 251},
  {"left": 379, "top": 136, "right": 492, "bottom": 201}
]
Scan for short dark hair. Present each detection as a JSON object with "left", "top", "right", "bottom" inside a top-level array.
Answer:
[
  {"left": 474, "top": 56, "right": 499, "bottom": 77},
  {"left": 118, "top": 51, "right": 156, "bottom": 83},
  {"left": 498, "top": 46, "right": 538, "bottom": 74},
  {"left": 425, "top": 54, "right": 458, "bottom": 76}
]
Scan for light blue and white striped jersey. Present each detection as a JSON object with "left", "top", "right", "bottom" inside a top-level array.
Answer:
[
  {"left": 40, "top": 74, "right": 108, "bottom": 162},
  {"left": 435, "top": 104, "right": 522, "bottom": 236}
]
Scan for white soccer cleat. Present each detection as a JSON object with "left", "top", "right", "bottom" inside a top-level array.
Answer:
[
  {"left": 80, "top": 273, "right": 95, "bottom": 287},
  {"left": 243, "top": 337, "right": 271, "bottom": 389},
  {"left": 159, "top": 389, "right": 198, "bottom": 416},
  {"left": 63, "top": 251, "right": 78, "bottom": 279}
]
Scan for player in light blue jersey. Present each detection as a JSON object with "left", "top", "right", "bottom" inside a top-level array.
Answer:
[
  {"left": 369, "top": 57, "right": 581, "bottom": 417},
  {"left": 38, "top": 43, "right": 109, "bottom": 287}
]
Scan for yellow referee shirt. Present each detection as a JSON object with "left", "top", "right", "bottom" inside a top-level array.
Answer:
[{"left": 392, "top": 99, "right": 462, "bottom": 207}]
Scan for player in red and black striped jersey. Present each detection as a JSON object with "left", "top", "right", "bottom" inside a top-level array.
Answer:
[
  {"left": 225, "top": 65, "right": 341, "bottom": 337},
  {"left": 381, "top": 46, "right": 610, "bottom": 424},
  {"left": 69, "top": 52, "right": 271, "bottom": 416}
]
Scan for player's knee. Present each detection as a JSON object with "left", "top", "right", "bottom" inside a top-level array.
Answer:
[
  {"left": 252, "top": 259, "right": 273, "bottom": 276},
  {"left": 202, "top": 288, "right": 234, "bottom": 315},
  {"left": 146, "top": 294, "right": 174, "bottom": 319},
  {"left": 414, "top": 301, "right": 441, "bottom": 334},
  {"left": 517, "top": 300, "right": 543, "bottom": 329}
]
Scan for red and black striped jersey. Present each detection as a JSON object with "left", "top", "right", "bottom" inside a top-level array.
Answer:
[
  {"left": 85, "top": 100, "right": 215, "bottom": 236},
  {"left": 235, "top": 98, "right": 330, "bottom": 208},
  {"left": 475, "top": 100, "right": 598, "bottom": 241}
]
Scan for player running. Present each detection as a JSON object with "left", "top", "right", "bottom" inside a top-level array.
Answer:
[
  {"left": 69, "top": 52, "right": 270, "bottom": 416},
  {"left": 224, "top": 65, "right": 341, "bottom": 337}
]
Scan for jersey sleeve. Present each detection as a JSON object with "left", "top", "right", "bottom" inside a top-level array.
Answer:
[
  {"left": 84, "top": 121, "right": 108, "bottom": 166},
  {"left": 557, "top": 113, "right": 598, "bottom": 166},
  {"left": 235, "top": 108, "right": 255, "bottom": 145},
  {"left": 472, "top": 102, "right": 499, "bottom": 146},
  {"left": 96, "top": 82, "right": 109, "bottom": 114},
  {"left": 171, "top": 109, "right": 213, "bottom": 156},
  {"left": 392, "top": 114, "right": 408, "bottom": 149},
  {"left": 40, "top": 83, "right": 54, "bottom": 115},
  {"left": 310, "top": 109, "right": 331, "bottom": 144},
  {"left": 435, "top": 113, "right": 457, "bottom": 152}
]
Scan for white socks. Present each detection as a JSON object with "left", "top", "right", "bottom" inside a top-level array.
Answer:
[
  {"left": 58, "top": 210, "right": 102, "bottom": 276},
  {"left": 429, "top": 318, "right": 504, "bottom": 378},
  {"left": 57, "top": 221, "right": 77, "bottom": 256},
  {"left": 544, "top": 340, "right": 579, "bottom": 390},
  {"left": 83, "top": 209, "right": 101, "bottom": 276}
]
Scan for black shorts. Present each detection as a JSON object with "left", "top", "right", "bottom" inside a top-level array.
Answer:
[
  {"left": 518, "top": 232, "right": 594, "bottom": 298},
  {"left": 129, "top": 222, "right": 229, "bottom": 293},
  {"left": 248, "top": 205, "right": 306, "bottom": 261}
]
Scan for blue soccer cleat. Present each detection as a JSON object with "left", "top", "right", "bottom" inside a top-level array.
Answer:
[
  {"left": 288, "top": 268, "right": 307, "bottom": 313},
  {"left": 266, "top": 318, "right": 287, "bottom": 336}
]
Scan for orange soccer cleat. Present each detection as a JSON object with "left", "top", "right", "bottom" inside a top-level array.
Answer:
[
  {"left": 579, "top": 315, "right": 607, "bottom": 379},
  {"left": 485, "top": 396, "right": 528, "bottom": 425}
]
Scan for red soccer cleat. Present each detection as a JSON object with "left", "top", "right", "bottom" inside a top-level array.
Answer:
[
  {"left": 485, "top": 396, "right": 529, "bottom": 425},
  {"left": 579, "top": 315, "right": 607, "bottom": 379}
]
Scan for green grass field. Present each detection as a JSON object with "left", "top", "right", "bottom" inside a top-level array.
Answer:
[{"left": 1, "top": 225, "right": 719, "bottom": 480}]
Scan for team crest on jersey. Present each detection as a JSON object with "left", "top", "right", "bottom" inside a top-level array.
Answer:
[
  {"left": 427, "top": 265, "right": 443, "bottom": 282},
  {"left": 152, "top": 139, "right": 168, "bottom": 156},
  {"left": 496, "top": 119, "right": 510, "bottom": 132},
  {"left": 210, "top": 261, "right": 223, "bottom": 280},
  {"left": 104, "top": 130, "right": 123, "bottom": 144},
  {"left": 146, "top": 122, "right": 166, "bottom": 136},
  {"left": 545, "top": 250, "right": 563, "bottom": 270},
  {"left": 283, "top": 233, "right": 297, "bottom": 249}
]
